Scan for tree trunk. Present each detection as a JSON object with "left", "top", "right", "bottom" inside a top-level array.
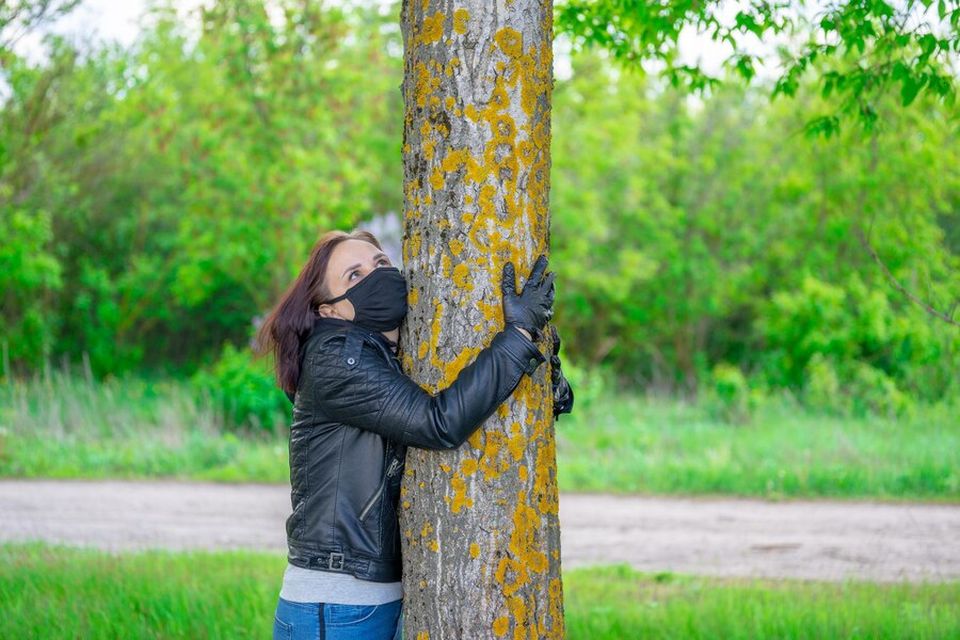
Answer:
[{"left": 398, "top": 1, "right": 563, "bottom": 638}]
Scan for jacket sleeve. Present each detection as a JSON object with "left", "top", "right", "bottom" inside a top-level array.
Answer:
[{"left": 308, "top": 326, "right": 546, "bottom": 450}]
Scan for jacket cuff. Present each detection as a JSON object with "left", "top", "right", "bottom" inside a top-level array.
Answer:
[{"left": 501, "top": 326, "right": 547, "bottom": 376}]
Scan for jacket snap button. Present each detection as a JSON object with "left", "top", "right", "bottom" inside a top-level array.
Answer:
[
  {"left": 347, "top": 357, "right": 356, "bottom": 365},
  {"left": 528, "top": 357, "right": 538, "bottom": 368}
]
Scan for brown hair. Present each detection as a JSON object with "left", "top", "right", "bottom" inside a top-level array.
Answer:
[{"left": 254, "top": 229, "right": 383, "bottom": 395}]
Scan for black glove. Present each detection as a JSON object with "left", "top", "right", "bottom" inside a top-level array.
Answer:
[
  {"left": 549, "top": 325, "right": 574, "bottom": 419},
  {"left": 501, "top": 254, "right": 556, "bottom": 340}
]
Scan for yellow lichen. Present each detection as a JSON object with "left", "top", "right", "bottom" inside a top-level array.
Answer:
[
  {"left": 467, "top": 429, "right": 484, "bottom": 450},
  {"left": 421, "top": 12, "right": 445, "bottom": 44},
  {"left": 469, "top": 542, "right": 481, "bottom": 558},
  {"left": 453, "top": 8, "right": 469, "bottom": 34},
  {"left": 430, "top": 167, "right": 445, "bottom": 191},
  {"left": 492, "top": 616, "right": 509, "bottom": 636},
  {"left": 494, "top": 27, "right": 523, "bottom": 58},
  {"left": 441, "top": 345, "right": 481, "bottom": 388},
  {"left": 534, "top": 441, "right": 559, "bottom": 515},
  {"left": 507, "top": 421, "right": 525, "bottom": 461},
  {"left": 450, "top": 472, "right": 474, "bottom": 513},
  {"left": 452, "top": 262, "right": 473, "bottom": 292}
]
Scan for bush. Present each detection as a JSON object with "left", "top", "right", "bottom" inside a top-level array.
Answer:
[
  {"left": 803, "top": 353, "right": 843, "bottom": 414},
  {"left": 847, "top": 362, "right": 912, "bottom": 418},
  {"left": 190, "top": 343, "right": 290, "bottom": 433},
  {"left": 559, "top": 359, "right": 612, "bottom": 413},
  {"left": 802, "top": 353, "right": 912, "bottom": 418},
  {"left": 701, "top": 362, "right": 757, "bottom": 424},
  {"left": 759, "top": 274, "right": 946, "bottom": 416}
]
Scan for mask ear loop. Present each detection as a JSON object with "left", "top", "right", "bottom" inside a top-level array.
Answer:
[
  {"left": 323, "top": 291, "right": 349, "bottom": 304},
  {"left": 314, "top": 293, "right": 344, "bottom": 317}
]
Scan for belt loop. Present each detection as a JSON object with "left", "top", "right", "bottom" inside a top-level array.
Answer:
[{"left": 318, "top": 601, "right": 326, "bottom": 640}]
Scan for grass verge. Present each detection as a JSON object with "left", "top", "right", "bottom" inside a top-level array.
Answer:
[
  {"left": 1, "top": 373, "right": 958, "bottom": 501},
  {"left": 1, "top": 542, "right": 957, "bottom": 639}
]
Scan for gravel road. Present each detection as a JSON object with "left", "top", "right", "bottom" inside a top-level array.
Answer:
[{"left": 2, "top": 479, "right": 958, "bottom": 583}]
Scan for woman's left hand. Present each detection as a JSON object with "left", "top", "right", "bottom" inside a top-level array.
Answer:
[{"left": 549, "top": 325, "right": 574, "bottom": 419}]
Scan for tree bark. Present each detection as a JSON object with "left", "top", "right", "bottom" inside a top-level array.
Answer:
[{"left": 398, "top": 1, "right": 563, "bottom": 638}]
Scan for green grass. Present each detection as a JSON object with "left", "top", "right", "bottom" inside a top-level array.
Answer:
[
  {"left": 0, "top": 370, "right": 288, "bottom": 483},
  {"left": 1, "top": 542, "right": 957, "bottom": 639},
  {"left": 564, "top": 564, "right": 960, "bottom": 639},
  {"left": 557, "top": 394, "right": 960, "bottom": 501},
  {"left": 1, "top": 372, "right": 958, "bottom": 501}
]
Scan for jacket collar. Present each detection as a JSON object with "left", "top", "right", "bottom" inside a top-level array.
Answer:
[{"left": 310, "top": 316, "right": 398, "bottom": 353}]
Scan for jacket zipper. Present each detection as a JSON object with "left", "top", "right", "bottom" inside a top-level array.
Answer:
[{"left": 358, "top": 457, "right": 403, "bottom": 522}]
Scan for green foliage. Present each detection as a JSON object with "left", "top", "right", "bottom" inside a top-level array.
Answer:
[
  {"left": 758, "top": 274, "right": 946, "bottom": 415},
  {"left": 0, "top": 1, "right": 957, "bottom": 418},
  {"left": 0, "top": 208, "right": 62, "bottom": 369},
  {"left": 550, "top": 49, "right": 959, "bottom": 410},
  {"left": 701, "top": 362, "right": 755, "bottom": 424},
  {"left": 556, "top": 357, "right": 613, "bottom": 413},
  {"left": 1, "top": 0, "right": 403, "bottom": 375},
  {"left": 556, "top": 0, "right": 960, "bottom": 134},
  {"left": 190, "top": 343, "right": 290, "bottom": 433}
]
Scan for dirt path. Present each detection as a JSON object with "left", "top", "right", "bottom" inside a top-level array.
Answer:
[{"left": 1, "top": 479, "right": 958, "bottom": 583}]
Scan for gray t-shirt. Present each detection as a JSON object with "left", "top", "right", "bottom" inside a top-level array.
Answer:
[{"left": 279, "top": 562, "right": 403, "bottom": 604}]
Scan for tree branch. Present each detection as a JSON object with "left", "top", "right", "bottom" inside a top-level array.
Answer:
[{"left": 854, "top": 224, "right": 960, "bottom": 327}]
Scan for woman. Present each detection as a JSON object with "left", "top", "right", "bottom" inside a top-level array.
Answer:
[{"left": 256, "top": 229, "right": 573, "bottom": 640}]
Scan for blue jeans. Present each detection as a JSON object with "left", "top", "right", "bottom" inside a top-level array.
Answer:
[{"left": 273, "top": 596, "right": 403, "bottom": 640}]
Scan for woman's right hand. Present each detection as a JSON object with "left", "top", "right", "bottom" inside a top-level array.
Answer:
[{"left": 501, "top": 254, "right": 556, "bottom": 340}]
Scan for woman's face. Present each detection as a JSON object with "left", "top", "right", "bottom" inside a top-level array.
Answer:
[{"left": 317, "top": 239, "right": 393, "bottom": 321}]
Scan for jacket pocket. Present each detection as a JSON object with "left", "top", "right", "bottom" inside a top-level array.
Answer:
[{"left": 358, "top": 456, "right": 403, "bottom": 523}]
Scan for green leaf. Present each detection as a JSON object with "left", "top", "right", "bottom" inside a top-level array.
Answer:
[{"left": 900, "top": 75, "right": 924, "bottom": 106}]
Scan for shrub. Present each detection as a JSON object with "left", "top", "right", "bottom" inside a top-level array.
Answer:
[
  {"left": 190, "top": 343, "right": 290, "bottom": 433},
  {"left": 803, "top": 353, "right": 843, "bottom": 414},
  {"left": 802, "top": 353, "right": 912, "bottom": 418},
  {"left": 702, "top": 362, "right": 755, "bottom": 424},
  {"left": 559, "top": 359, "right": 612, "bottom": 413}
]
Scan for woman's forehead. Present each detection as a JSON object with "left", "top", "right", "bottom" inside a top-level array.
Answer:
[{"left": 330, "top": 239, "right": 381, "bottom": 265}]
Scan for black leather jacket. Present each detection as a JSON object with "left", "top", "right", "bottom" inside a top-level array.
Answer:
[{"left": 283, "top": 316, "right": 546, "bottom": 582}]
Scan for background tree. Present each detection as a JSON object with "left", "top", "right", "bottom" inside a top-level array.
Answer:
[
  {"left": 555, "top": 0, "right": 960, "bottom": 326},
  {"left": 0, "top": 0, "right": 955, "bottom": 424}
]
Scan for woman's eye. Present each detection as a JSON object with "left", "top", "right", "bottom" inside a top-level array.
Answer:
[{"left": 348, "top": 259, "right": 387, "bottom": 282}]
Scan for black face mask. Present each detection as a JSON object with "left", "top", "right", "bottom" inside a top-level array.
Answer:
[{"left": 323, "top": 266, "right": 408, "bottom": 332}]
